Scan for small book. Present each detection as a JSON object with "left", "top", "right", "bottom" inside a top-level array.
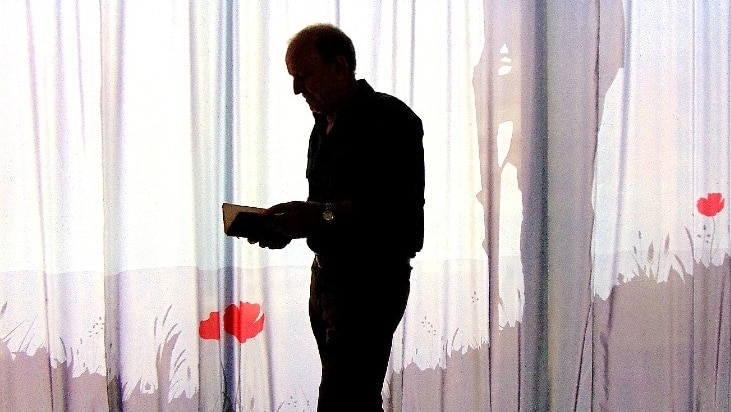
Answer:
[{"left": 222, "top": 203, "right": 270, "bottom": 238}]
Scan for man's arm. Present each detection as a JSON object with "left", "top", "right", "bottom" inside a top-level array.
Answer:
[
  {"left": 352, "top": 100, "right": 425, "bottom": 256},
  {"left": 250, "top": 200, "right": 353, "bottom": 243}
]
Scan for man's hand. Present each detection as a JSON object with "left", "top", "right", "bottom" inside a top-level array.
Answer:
[
  {"left": 267, "top": 201, "right": 323, "bottom": 238},
  {"left": 244, "top": 201, "right": 322, "bottom": 248},
  {"left": 246, "top": 230, "right": 292, "bottom": 249}
]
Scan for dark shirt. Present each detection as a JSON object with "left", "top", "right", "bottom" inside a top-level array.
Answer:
[{"left": 306, "top": 80, "right": 425, "bottom": 259}]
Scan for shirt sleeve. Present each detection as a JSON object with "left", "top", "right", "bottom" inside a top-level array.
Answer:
[{"left": 352, "top": 96, "right": 425, "bottom": 258}]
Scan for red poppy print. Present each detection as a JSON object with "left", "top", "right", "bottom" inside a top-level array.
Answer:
[
  {"left": 697, "top": 193, "right": 725, "bottom": 217},
  {"left": 199, "top": 311, "right": 221, "bottom": 340},
  {"left": 223, "top": 301, "right": 265, "bottom": 343}
]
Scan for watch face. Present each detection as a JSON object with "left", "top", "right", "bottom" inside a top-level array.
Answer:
[{"left": 322, "top": 209, "right": 335, "bottom": 221}]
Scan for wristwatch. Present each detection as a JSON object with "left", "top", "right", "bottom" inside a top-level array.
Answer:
[{"left": 322, "top": 202, "right": 335, "bottom": 222}]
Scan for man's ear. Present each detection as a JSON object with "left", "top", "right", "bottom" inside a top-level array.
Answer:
[{"left": 332, "top": 55, "right": 351, "bottom": 75}]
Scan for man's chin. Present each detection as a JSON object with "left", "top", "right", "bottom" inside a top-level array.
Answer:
[
  {"left": 307, "top": 103, "right": 322, "bottom": 113},
  {"left": 304, "top": 98, "right": 324, "bottom": 114}
]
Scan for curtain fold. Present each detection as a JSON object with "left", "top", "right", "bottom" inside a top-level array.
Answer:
[
  {"left": 473, "top": 1, "right": 550, "bottom": 410},
  {"left": 1, "top": 1, "right": 730, "bottom": 411},
  {"left": 545, "top": 1, "right": 605, "bottom": 409}
]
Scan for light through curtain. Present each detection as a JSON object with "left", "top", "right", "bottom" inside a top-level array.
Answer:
[{"left": 1, "top": 1, "right": 729, "bottom": 411}]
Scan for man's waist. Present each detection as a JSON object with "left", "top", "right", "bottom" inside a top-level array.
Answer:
[
  {"left": 307, "top": 235, "right": 421, "bottom": 260},
  {"left": 314, "top": 252, "right": 411, "bottom": 269}
]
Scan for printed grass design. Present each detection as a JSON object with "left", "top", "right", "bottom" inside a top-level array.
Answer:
[{"left": 2, "top": 251, "right": 728, "bottom": 410}]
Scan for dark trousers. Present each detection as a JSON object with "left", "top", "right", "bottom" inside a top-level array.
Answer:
[{"left": 309, "top": 254, "right": 411, "bottom": 411}]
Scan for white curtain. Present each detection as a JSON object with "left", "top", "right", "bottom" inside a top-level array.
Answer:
[{"left": 1, "top": 1, "right": 728, "bottom": 411}]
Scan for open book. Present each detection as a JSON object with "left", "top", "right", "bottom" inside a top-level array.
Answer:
[{"left": 222, "top": 203, "right": 270, "bottom": 238}]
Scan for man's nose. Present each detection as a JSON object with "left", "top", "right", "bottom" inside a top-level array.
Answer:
[{"left": 292, "top": 78, "right": 303, "bottom": 95}]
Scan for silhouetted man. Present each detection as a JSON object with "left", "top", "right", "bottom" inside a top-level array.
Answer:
[{"left": 247, "top": 23, "right": 425, "bottom": 411}]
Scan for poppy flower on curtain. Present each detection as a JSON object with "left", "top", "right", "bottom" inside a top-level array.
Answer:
[
  {"left": 199, "top": 302, "right": 265, "bottom": 343},
  {"left": 695, "top": 192, "right": 726, "bottom": 263},
  {"left": 199, "top": 311, "right": 221, "bottom": 340},
  {"left": 697, "top": 192, "right": 725, "bottom": 217}
]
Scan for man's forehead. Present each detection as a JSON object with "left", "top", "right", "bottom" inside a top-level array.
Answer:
[
  {"left": 286, "top": 44, "right": 323, "bottom": 69},
  {"left": 288, "top": 40, "right": 317, "bottom": 58}
]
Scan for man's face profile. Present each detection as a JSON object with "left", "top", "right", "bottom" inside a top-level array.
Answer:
[{"left": 286, "top": 42, "right": 340, "bottom": 116}]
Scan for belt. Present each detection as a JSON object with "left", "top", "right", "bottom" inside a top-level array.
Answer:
[{"left": 314, "top": 253, "right": 410, "bottom": 269}]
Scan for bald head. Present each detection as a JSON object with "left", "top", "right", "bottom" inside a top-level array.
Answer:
[
  {"left": 287, "top": 23, "right": 356, "bottom": 75},
  {"left": 285, "top": 24, "right": 359, "bottom": 116}
]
